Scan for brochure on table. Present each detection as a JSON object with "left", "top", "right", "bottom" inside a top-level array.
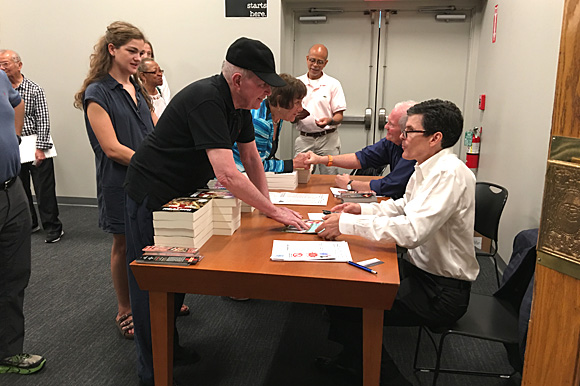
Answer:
[{"left": 270, "top": 240, "right": 352, "bottom": 262}]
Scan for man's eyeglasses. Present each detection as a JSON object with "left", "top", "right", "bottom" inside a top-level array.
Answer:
[
  {"left": 308, "top": 57, "right": 326, "bottom": 66},
  {"left": 402, "top": 130, "right": 426, "bottom": 139},
  {"left": 141, "top": 69, "right": 164, "bottom": 74}
]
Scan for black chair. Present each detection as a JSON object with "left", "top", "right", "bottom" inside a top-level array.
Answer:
[
  {"left": 475, "top": 182, "right": 508, "bottom": 287},
  {"left": 412, "top": 230, "right": 537, "bottom": 386}
]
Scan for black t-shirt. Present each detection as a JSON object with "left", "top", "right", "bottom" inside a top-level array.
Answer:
[{"left": 125, "top": 74, "right": 255, "bottom": 209}]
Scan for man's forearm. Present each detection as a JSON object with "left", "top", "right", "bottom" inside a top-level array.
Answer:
[{"left": 321, "top": 153, "right": 361, "bottom": 169}]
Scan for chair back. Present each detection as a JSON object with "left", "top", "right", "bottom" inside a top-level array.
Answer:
[{"left": 474, "top": 182, "right": 508, "bottom": 252}]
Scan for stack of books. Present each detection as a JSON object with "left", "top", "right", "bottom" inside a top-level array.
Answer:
[
  {"left": 265, "top": 171, "right": 298, "bottom": 190},
  {"left": 296, "top": 166, "right": 313, "bottom": 184},
  {"left": 136, "top": 246, "right": 203, "bottom": 266},
  {"left": 241, "top": 202, "right": 255, "bottom": 212},
  {"left": 152, "top": 197, "right": 213, "bottom": 248},
  {"left": 192, "top": 190, "right": 242, "bottom": 236},
  {"left": 340, "top": 191, "right": 378, "bottom": 203}
]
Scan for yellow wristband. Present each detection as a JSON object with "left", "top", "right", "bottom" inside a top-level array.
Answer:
[{"left": 327, "top": 155, "right": 333, "bottom": 167}]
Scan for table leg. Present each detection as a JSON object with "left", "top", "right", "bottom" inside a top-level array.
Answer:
[
  {"left": 362, "top": 308, "right": 384, "bottom": 386},
  {"left": 150, "top": 291, "right": 174, "bottom": 386}
]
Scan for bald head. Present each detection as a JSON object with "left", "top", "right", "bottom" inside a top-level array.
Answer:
[
  {"left": 0, "top": 49, "right": 23, "bottom": 84},
  {"left": 306, "top": 44, "right": 329, "bottom": 80}
]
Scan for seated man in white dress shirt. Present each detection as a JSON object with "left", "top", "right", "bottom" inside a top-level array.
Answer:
[{"left": 314, "top": 99, "right": 479, "bottom": 386}]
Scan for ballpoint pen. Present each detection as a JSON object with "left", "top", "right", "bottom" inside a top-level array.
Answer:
[{"left": 347, "top": 261, "right": 378, "bottom": 274}]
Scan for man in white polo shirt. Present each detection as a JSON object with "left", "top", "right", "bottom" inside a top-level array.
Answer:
[{"left": 294, "top": 44, "right": 346, "bottom": 174}]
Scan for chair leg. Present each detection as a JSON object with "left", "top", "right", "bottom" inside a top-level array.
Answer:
[
  {"left": 413, "top": 327, "right": 424, "bottom": 371},
  {"left": 432, "top": 332, "right": 450, "bottom": 386},
  {"left": 492, "top": 256, "right": 501, "bottom": 287}
]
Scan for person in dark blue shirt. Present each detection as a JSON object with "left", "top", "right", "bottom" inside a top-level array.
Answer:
[
  {"left": 304, "top": 101, "right": 416, "bottom": 199},
  {"left": 0, "top": 69, "right": 46, "bottom": 375}
]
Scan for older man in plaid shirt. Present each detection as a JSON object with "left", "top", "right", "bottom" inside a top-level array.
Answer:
[{"left": 0, "top": 50, "right": 63, "bottom": 243}]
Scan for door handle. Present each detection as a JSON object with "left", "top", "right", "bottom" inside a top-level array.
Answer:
[
  {"left": 364, "top": 108, "right": 372, "bottom": 130},
  {"left": 378, "top": 108, "right": 386, "bottom": 130}
]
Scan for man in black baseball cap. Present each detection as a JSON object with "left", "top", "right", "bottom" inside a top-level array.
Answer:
[
  {"left": 124, "top": 37, "right": 306, "bottom": 386},
  {"left": 226, "top": 37, "right": 286, "bottom": 87}
]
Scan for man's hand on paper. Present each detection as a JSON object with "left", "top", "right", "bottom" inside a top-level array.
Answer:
[
  {"left": 316, "top": 213, "right": 342, "bottom": 240},
  {"left": 271, "top": 207, "right": 309, "bottom": 230},
  {"left": 331, "top": 202, "right": 362, "bottom": 214}
]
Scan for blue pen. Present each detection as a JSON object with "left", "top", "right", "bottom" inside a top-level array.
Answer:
[{"left": 348, "top": 261, "right": 378, "bottom": 274}]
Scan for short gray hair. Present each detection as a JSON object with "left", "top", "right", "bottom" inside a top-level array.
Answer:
[
  {"left": 221, "top": 60, "right": 250, "bottom": 81},
  {"left": 394, "top": 100, "right": 417, "bottom": 129}
]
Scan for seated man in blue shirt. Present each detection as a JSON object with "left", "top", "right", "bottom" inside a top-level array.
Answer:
[
  {"left": 304, "top": 101, "right": 416, "bottom": 199},
  {"left": 232, "top": 73, "right": 308, "bottom": 173}
]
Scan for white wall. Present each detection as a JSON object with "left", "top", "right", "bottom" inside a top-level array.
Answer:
[
  {"left": 471, "top": 0, "right": 564, "bottom": 260},
  {"left": 0, "top": 0, "right": 282, "bottom": 198}
]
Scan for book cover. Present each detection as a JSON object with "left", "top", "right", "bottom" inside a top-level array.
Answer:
[
  {"left": 153, "top": 197, "right": 213, "bottom": 221},
  {"left": 284, "top": 219, "right": 323, "bottom": 234},
  {"left": 142, "top": 245, "right": 199, "bottom": 255},
  {"left": 340, "top": 191, "right": 378, "bottom": 203},
  {"left": 136, "top": 254, "right": 204, "bottom": 266}
]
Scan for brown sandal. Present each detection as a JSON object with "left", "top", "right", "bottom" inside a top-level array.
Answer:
[{"left": 115, "top": 313, "right": 134, "bottom": 340}]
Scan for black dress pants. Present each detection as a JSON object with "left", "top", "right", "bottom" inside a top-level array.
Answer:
[
  {"left": 19, "top": 158, "right": 62, "bottom": 234},
  {"left": 0, "top": 178, "right": 32, "bottom": 359},
  {"left": 326, "top": 258, "right": 471, "bottom": 377}
]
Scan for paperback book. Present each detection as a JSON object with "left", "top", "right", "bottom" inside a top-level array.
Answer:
[
  {"left": 136, "top": 254, "right": 204, "bottom": 266},
  {"left": 340, "top": 191, "right": 377, "bottom": 203}
]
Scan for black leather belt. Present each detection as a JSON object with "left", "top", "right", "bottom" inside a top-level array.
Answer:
[
  {"left": 300, "top": 128, "right": 337, "bottom": 138},
  {"left": 2, "top": 177, "right": 17, "bottom": 191}
]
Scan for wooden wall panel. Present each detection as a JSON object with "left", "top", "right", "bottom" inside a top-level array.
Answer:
[{"left": 522, "top": 264, "right": 580, "bottom": 385}]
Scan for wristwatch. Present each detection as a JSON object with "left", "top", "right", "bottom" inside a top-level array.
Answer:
[{"left": 347, "top": 180, "right": 354, "bottom": 191}]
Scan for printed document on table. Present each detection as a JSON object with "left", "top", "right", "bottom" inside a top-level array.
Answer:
[
  {"left": 270, "top": 240, "right": 352, "bottom": 262},
  {"left": 269, "top": 192, "right": 328, "bottom": 206}
]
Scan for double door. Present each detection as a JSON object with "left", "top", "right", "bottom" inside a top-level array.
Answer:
[{"left": 290, "top": 8, "right": 473, "bottom": 156}]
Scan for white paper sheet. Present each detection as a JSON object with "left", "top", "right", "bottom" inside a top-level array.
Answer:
[
  {"left": 270, "top": 240, "right": 352, "bottom": 262},
  {"left": 19, "top": 134, "right": 57, "bottom": 164},
  {"left": 269, "top": 192, "right": 328, "bottom": 206}
]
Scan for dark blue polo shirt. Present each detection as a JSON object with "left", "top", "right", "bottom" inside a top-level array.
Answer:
[{"left": 355, "top": 138, "right": 416, "bottom": 199}]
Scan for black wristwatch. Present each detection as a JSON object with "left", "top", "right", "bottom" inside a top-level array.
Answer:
[{"left": 347, "top": 180, "right": 354, "bottom": 190}]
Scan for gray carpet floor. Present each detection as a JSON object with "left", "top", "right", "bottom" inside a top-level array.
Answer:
[{"left": 4, "top": 204, "right": 522, "bottom": 386}]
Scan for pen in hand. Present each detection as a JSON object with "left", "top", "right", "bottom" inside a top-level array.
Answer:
[{"left": 347, "top": 261, "right": 378, "bottom": 274}]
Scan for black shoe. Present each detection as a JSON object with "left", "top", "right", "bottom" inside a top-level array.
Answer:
[
  {"left": 45, "top": 230, "right": 64, "bottom": 243},
  {"left": 315, "top": 356, "right": 360, "bottom": 379},
  {"left": 31, "top": 225, "right": 41, "bottom": 233},
  {"left": 174, "top": 345, "right": 200, "bottom": 366}
]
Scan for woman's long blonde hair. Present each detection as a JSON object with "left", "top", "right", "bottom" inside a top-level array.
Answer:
[{"left": 74, "top": 21, "right": 151, "bottom": 110}]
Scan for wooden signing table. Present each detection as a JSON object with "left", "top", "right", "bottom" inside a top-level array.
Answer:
[{"left": 130, "top": 175, "right": 400, "bottom": 386}]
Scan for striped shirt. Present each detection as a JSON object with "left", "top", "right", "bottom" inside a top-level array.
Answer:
[{"left": 232, "top": 99, "right": 292, "bottom": 173}]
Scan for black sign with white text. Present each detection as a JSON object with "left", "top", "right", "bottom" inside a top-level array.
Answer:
[{"left": 225, "top": 0, "right": 267, "bottom": 18}]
